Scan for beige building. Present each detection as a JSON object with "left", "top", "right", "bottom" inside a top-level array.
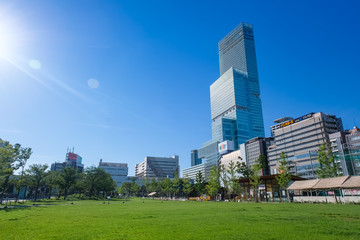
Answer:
[
  {"left": 267, "top": 112, "right": 343, "bottom": 179},
  {"left": 219, "top": 149, "right": 244, "bottom": 171}
]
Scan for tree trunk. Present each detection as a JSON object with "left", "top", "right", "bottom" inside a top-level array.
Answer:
[
  {"left": 48, "top": 187, "right": 52, "bottom": 199},
  {"left": 64, "top": 188, "right": 68, "bottom": 200},
  {"left": 15, "top": 186, "right": 21, "bottom": 203},
  {"left": 34, "top": 188, "right": 38, "bottom": 202}
]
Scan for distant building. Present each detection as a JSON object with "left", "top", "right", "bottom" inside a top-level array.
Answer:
[
  {"left": 135, "top": 155, "right": 179, "bottom": 178},
  {"left": 218, "top": 149, "right": 243, "bottom": 171},
  {"left": 329, "top": 131, "right": 348, "bottom": 175},
  {"left": 50, "top": 149, "right": 84, "bottom": 173},
  {"left": 191, "top": 150, "right": 202, "bottom": 166},
  {"left": 50, "top": 162, "right": 65, "bottom": 172},
  {"left": 183, "top": 142, "right": 218, "bottom": 182},
  {"left": 270, "top": 117, "right": 293, "bottom": 137},
  {"left": 267, "top": 112, "right": 343, "bottom": 179},
  {"left": 345, "top": 127, "right": 360, "bottom": 175},
  {"left": 182, "top": 163, "right": 206, "bottom": 183},
  {"left": 98, "top": 159, "right": 129, "bottom": 187},
  {"left": 330, "top": 126, "right": 360, "bottom": 176},
  {"left": 183, "top": 141, "right": 222, "bottom": 182},
  {"left": 245, "top": 137, "right": 273, "bottom": 175},
  {"left": 65, "top": 151, "right": 84, "bottom": 172}
]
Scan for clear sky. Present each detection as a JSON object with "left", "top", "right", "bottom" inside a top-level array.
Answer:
[{"left": 1, "top": 0, "right": 359, "bottom": 175}]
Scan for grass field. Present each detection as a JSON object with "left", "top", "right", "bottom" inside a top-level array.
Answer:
[{"left": 1, "top": 198, "right": 360, "bottom": 240}]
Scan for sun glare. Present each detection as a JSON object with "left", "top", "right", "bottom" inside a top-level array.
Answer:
[
  {"left": 0, "top": 22, "right": 18, "bottom": 56},
  {"left": 0, "top": 7, "right": 27, "bottom": 58}
]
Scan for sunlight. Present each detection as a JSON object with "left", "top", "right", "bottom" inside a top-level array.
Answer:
[{"left": 0, "top": 20, "right": 20, "bottom": 57}]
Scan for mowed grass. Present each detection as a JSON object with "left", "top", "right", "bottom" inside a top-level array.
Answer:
[{"left": 1, "top": 199, "right": 360, "bottom": 240}]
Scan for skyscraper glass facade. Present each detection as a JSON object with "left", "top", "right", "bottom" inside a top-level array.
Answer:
[
  {"left": 211, "top": 23, "right": 265, "bottom": 147},
  {"left": 183, "top": 22, "right": 265, "bottom": 180},
  {"left": 218, "top": 23, "right": 259, "bottom": 78}
]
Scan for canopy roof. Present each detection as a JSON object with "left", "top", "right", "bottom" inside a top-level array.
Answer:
[
  {"left": 287, "top": 175, "right": 360, "bottom": 190},
  {"left": 287, "top": 179, "right": 320, "bottom": 190},
  {"left": 340, "top": 176, "right": 360, "bottom": 188},
  {"left": 312, "top": 176, "right": 349, "bottom": 189}
]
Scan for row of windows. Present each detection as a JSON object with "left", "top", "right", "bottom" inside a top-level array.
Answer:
[{"left": 350, "top": 136, "right": 360, "bottom": 141}]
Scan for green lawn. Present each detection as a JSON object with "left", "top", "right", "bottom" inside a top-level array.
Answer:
[{"left": 1, "top": 198, "right": 360, "bottom": 239}]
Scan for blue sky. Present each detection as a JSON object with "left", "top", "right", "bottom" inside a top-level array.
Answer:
[{"left": 1, "top": 0, "right": 359, "bottom": 175}]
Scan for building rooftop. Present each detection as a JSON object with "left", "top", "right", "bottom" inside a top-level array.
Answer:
[
  {"left": 287, "top": 179, "right": 320, "bottom": 190},
  {"left": 273, "top": 117, "right": 293, "bottom": 124}
]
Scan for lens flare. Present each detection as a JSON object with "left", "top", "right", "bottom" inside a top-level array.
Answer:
[
  {"left": 29, "top": 59, "right": 42, "bottom": 69},
  {"left": 88, "top": 78, "right": 99, "bottom": 88}
]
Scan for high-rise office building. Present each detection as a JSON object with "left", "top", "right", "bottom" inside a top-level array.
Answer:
[
  {"left": 267, "top": 112, "right": 343, "bottom": 179},
  {"left": 183, "top": 22, "right": 265, "bottom": 180},
  {"left": 135, "top": 155, "right": 179, "bottom": 178},
  {"left": 211, "top": 23, "right": 265, "bottom": 146},
  {"left": 219, "top": 22, "right": 259, "bottom": 77}
]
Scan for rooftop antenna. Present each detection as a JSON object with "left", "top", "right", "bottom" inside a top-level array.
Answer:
[{"left": 354, "top": 118, "right": 358, "bottom": 128}]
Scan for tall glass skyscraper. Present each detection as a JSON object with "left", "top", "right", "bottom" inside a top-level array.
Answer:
[
  {"left": 183, "top": 22, "right": 265, "bottom": 180},
  {"left": 211, "top": 22, "right": 265, "bottom": 147}
]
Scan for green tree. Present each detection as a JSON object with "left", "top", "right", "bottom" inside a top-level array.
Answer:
[
  {"left": 194, "top": 171, "right": 205, "bottom": 196},
  {"left": 130, "top": 178, "right": 140, "bottom": 197},
  {"left": 237, "top": 162, "right": 252, "bottom": 178},
  {"left": 249, "top": 156, "right": 263, "bottom": 202},
  {"left": 257, "top": 155, "right": 267, "bottom": 175},
  {"left": 82, "top": 167, "right": 98, "bottom": 197},
  {"left": 142, "top": 177, "right": 151, "bottom": 195},
  {"left": 206, "top": 166, "right": 221, "bottom": 200},
  {"left": 161, "top": 178, "right": 173, "bottom": 198},
  {"left": 149, "top": 178, "right": 159, "bottom": 193},
  {"left": 172, "top": 172, "right": 182, "bottom": 198},
  {"left": 219, "top": 164, "right": 229, "bottom": 199},
  {"left": 0, "top": 140, "right": 22, "bottom": 204},
  {"left": 15, "top": 146, "right": 32, "bottom": 202},
  {"left": 316, "top": 143, "right": 339, "bottom": 178},
  {"left": 182, "top": 178, "right": 193, "bottom": 198},
  {"left": 275, "top": 152, "right": 291, "bottom": 202},
  {"left": 82, "top": 167, "right": 116, "bottom": 198},
  {"left": 58, "top": 167, "right": 77, "bottom": 200},
  {"left": 120, "top": 182, "right": 133, "bottom": 196},
  {"left": 227, "top": 160, "right": 240, "bottom": 200},
  {"left": 73, "top": 172, "right": 86, "bottom": 198},
  {"left": 26, "top": 164, "right": 49, "bottom": 201},
  {"left": 44, "top": 171, "right": 60, "bottom": 199},
  {"left": 99, "top": 173, "right": 116, "bottom": 197}
]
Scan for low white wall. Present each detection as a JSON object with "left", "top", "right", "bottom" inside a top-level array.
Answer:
[
  {"left": 294, "top": 196, "right": 337, "bottom": 203},
  {"left": 341, "top": 196, "right": 360, "bottom": 203},
  {"left": 294, "top": 196, "right": 360, "bottom": 203}
]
